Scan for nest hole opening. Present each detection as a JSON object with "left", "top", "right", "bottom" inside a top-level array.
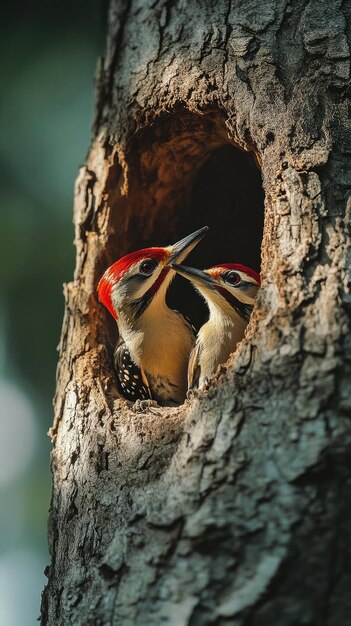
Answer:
[{"left": 100, "top": 113, "right": 264, "bottom": 395}]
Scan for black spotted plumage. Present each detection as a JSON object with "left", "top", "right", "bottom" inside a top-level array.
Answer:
[{"left": 114, "top": 336, "right": 151, "bottom": 401}]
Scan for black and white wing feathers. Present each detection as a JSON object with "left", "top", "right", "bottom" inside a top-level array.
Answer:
[{"left": 114, "top": 336, "right": 152, "bottom": 401}]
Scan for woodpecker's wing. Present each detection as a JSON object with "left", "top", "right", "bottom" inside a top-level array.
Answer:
[
  {"left": 172, "top": 309, "right": 197, "bottom": 339},
  {"left": 172, "top": 309, "right": 199, "bottom": 389},
  {"left": 188, "top": 338, "right": 201, "bottom": 390},
  {"left": 114, "top": 336, "right": 152, "bottom": 402}
]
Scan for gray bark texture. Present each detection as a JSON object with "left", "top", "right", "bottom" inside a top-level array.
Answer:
[{"left": 41, "top": 1, "right": 351, "bottom": 625}]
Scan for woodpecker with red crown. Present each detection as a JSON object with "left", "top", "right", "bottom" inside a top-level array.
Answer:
[
  {"left": 98, "top": 227, "right": 208, "bottom": 406},
  {"left": 170, "top": 262, "right": 260, "bottom": 390}
]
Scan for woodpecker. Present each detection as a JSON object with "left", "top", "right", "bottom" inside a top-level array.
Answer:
[
  {"left": 170, "top": 263, "right": 260, "bottom": 389},
  {"left": 97, "top": 227, "right": 208, "bottom": 405}
]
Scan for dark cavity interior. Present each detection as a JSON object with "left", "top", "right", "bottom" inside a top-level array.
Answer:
[{"left": 167, "top": 144, "right": 264, "bottom": 329}]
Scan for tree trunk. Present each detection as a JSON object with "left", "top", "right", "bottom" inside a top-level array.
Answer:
[{"left": 41, "top": 1, "right": 351, "bottom": 624}]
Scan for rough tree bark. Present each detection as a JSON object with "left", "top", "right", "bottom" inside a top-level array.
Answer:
[{"left": 41, "top": 1, "right": 351, "bottom": 624}]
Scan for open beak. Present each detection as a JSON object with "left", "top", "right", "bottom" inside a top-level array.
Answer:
[
  {"left": 170, "top": 263, "right": 218, "bottom": 290},
  {"left": 169, "top": 226, "right": 209, "bottom": 264}
]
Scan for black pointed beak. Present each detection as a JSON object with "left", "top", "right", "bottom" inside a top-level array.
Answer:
[
  {"left": 170, "top": 263, "right": 218, "bottom": 289},
  {"left": 169, "top": 226, "right": 209, "bottom": 263}
]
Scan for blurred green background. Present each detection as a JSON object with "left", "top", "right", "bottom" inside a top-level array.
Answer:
[{"left": 0, "top": 3, "right": 104, "bottom": 623}]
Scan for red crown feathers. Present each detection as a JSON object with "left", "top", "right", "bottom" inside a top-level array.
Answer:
[
  {"left": 213, "top": 263, "right": 260, "bottom": 285},
  {"left": 97, "top": 247, "right": 167, "bottom": 319}
]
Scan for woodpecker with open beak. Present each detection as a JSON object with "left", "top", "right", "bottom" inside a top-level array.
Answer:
[
  {"left": 97, "top": 227, "right": 208, "bottom": 406},
  {"left": 170, "top": 263, "right": 260, "bottom": 390}
]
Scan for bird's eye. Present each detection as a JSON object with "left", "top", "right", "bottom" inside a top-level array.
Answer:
[
  {"left": 139, "top": 259, "right": 158, "bottom": 275},
  {"left": 225, "top": 271, "right": 241, "bottom": 286}
]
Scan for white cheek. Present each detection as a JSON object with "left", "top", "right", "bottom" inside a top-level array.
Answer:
[
  {"left": 111, "top": 283, "right": 128, "bottom": 311},
  {"left": 225, "top": 283, "right": 256, "bottom": 305},
  {"left": 133, "top": 266, "right": 164, "bottom": 299},
  {"left": 133, "top": 276, "right": 155, "bottom": 300},
  {"left": 111, "top": 266, "right": 165, "bottom": 309}
]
